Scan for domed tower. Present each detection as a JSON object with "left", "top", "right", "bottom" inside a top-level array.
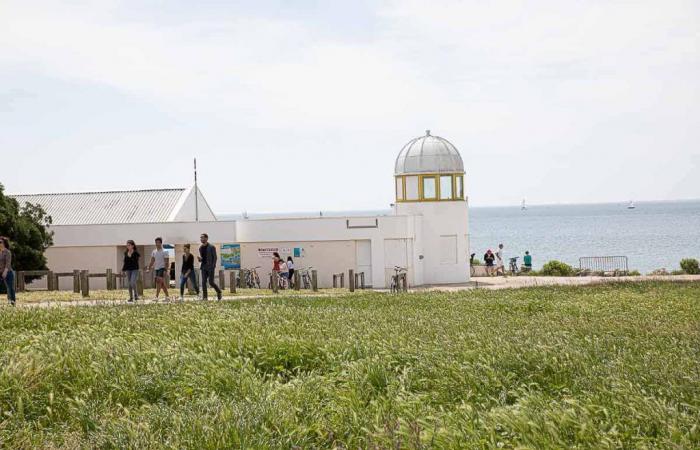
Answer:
[{"left": 394, "top": 130, "right": 469, "bottom": 284}]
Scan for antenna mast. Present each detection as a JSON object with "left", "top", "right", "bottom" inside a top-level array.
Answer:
[{"left": 194, "top": 158, "right": 199, "bottom": 222}]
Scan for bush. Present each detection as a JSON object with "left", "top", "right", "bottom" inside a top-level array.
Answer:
[
  {"left": 680, "top": 258, "right": 700, "bottom": 275},
  {"left": 541, "top": 260, "right": 575, "bottom": 277},
  {"left": 470, "top": 258, "right": 482, "bottom": 266},
  {"left": 628, "top": 270, "right": 641, "bottom": 276}
]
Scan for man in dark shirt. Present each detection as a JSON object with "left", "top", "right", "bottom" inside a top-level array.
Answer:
[{"left": 198, "top": 233, "right": 222, "bottom": 300}]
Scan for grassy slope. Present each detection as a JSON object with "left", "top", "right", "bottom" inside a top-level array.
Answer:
[{"left": 0, "top": 282, "right": 698, "bottom": 449}]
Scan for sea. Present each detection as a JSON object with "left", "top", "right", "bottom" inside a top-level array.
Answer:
[
  {"left": 470, "top": 200, "right": 700, "bottom": 274},
  {"left": 221, "top": 200, "right": 700, "bottom": 274}
]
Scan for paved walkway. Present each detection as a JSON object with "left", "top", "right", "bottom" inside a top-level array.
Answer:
[
  {"left": 420, "top": 274, "right": 700, "bottom": 291},
  {"left": 6, "top": 275, "right": 700, "bottom": 309}
]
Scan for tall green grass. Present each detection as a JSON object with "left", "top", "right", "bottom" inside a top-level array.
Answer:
[{"left": 1, "top": 282, "right": 698, "bottom": 448}]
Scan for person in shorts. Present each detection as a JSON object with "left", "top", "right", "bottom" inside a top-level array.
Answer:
[
  {"left": 495, "top": 243, "right": 506, "bottom": 276},
  {"left": 147, "top": 237, "right": 170, "bottom": 301}
]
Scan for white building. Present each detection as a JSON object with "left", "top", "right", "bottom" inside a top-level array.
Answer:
[{"left": 11, "top": 131, "right": 469, "bottom": 289}]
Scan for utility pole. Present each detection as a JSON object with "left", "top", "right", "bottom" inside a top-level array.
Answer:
[{"left": 194, "top": 158, "right": 199, "bottom": 222}]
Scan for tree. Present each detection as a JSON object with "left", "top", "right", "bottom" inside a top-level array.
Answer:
[{"left": 0, "top": 184, "right": 54, "bottom": 284}]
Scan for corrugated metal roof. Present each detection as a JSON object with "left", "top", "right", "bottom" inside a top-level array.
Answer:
[{"left": 10, "top": 189, "right": 186, "bottom": 225}]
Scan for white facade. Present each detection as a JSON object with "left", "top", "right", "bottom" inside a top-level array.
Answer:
[{"left": 17, "top": 131, "right": 470, "bottom": 289}]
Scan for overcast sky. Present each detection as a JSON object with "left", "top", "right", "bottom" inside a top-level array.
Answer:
[{"left": 1, "top": 0, "right": 698, "bottom": 213}]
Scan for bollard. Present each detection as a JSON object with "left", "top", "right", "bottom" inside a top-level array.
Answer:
[
  {"left": 47, "top": 271, "right": 54, "bottom": 291},
  {"left": 53, "top": 273, "right": 60, "bottom": 291},
  {"left": 73, "top": 270, "right": 81, "bottom": 293},
  {"left": 16, "top": 271, "right": 25, "bottom": 292},
  {"left": 360, "top": 272, "right": 365, "bottom": 289},
  {"left": 271, "top": 272, "right": 279, "bottom": 293},
  {"left": 106, "top": 268, "right": 113, "bottom": 290},
  {"left": 311, "top": 270, "right": 318, "bottom": 292},
  {"left": 80, "top": 270, "right": 90, "bottom": 298},
  {"left": 229, "top": 271, "right": 236, "bottom": 294},
  {"left": 219, "top": 270, "right": 225, "bottom": 290},
  {"left": 349, "top": 269, "right": 355, "bottom": 292},
  {"left": 294, "top": 271, "right": 301, "bottom": 291}
]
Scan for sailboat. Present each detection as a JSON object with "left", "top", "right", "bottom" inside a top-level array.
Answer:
[
  {"left": 521, "top": 199, "right": 527, "bottom": 210},
  {"left": 627, "top": 201, "right": 635, "bottom": 210}
]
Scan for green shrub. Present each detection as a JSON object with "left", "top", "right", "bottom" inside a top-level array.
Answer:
[
  {"left": 541, "top": 260, "right": 575, "bottom": 277},
  {"left": 628, "top": 270, "right": 641, "bottom": 276},
  {"left": 680, "top": 258, "right": 700, "bottom": 275},
  {"left": 470, "top": 258, "right": 482, "bottom": 266}
]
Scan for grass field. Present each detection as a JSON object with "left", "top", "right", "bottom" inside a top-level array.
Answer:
[
  {"left": 13, "top": 287, "right": 341, "bottom": 304},
  {"left": 1, "top": 282, "right": 698, "bottom": 448}
]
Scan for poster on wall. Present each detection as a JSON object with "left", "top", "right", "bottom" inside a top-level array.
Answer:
[
  {"left": 221, "top": 243, "right": 241, "bottom": 269},
  {"left": 257, "top": 247, "right": 279, "bottom": 258},
  {"left": 293, "top": 247, "right": 305, "bottom": 258}
]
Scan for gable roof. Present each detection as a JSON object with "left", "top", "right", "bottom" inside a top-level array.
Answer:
[{"left": 11, "top": 188, "right": 189, "bottom": 225}]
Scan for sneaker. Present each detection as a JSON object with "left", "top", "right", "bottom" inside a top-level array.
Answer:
[
  {"left": 178, "top": 296, "right": 184, "bottom": 302},
  {"left": 127, "top": 299, "right": 134, "bottom": 304},
  {"left": 217, "top": 291, "right": 222, "bottom": 301}
]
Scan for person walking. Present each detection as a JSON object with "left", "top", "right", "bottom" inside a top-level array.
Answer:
[
  {"left": 198, "top": 233, "right": 222, "bottom": 300},
  {"left": 495, "top": 243, "right": 506, "bottom": 276},
  {"left": 147, "top": 237, "right": 170, "bottom": 301},
  {"left": 179, "top": 243, "right": 199, "bottom": 301},
  {"left": 122, "top": 240, "right": 140, "bottom": 303},
  {"left": 286, "top": 256, "right": 295, "bottom": 287},
  {"left": 0, "top": 237, "right": 16, "bottom": 306}
]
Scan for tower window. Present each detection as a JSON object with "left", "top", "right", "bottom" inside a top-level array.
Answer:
[
  {"left": 405, "top": 176, "right": 419, "bottom": 200},
  {"left": 422, "top": 176, "right": 437, "bottom": 200},
  {"left": 440, "top": 175, "right": 453, "bottom": 200},
  {"left": 456, "top": 176, "right": 463, "bottom": 199},
  {"left": 396, "top": 177, "right": 404, "bottom": 201}
]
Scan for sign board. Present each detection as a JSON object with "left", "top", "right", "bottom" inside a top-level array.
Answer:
[
  {"left": 257, "top": 247, "right": 278, "bottom": 258},
  {"left": 221, "top": 243, "right": 241, "bottom": 269}
]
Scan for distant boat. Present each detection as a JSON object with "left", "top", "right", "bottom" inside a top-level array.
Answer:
[
  {"left": 627, "top": 201, "right": 635, "bottom": 209},
  {"left": 521, "top": 199, "right": 527, "bottom": 210}
]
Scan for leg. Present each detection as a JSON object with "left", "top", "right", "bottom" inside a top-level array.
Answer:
[
  {"left": 155, "top": 275, "right": 161, "bottom": 298},
  {"left": 201, "top": 269, "right": 209, "bottom": 299},
  {"left": 161, "top": 275, "right": 169, "bottom": 297},
  {"left": 180, "top": 274, "right": 187, "bottom": 297},
  {"left": 130, "top": 271, "right": 139, "bottom": 300},
  {"left": 4, "top": 270, "right": 15, "bottom": 305},
  {"left": 189, "top": 270, "right": 199, "bottom": 295},
  {"left": 207, "top": 269, "right": 222, "bottom": 299},
  {"left": 126, "top": 271, "right": 135, "bottom": 300}
]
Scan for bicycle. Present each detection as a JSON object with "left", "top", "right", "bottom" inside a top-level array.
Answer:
[
  {"left": 509, "top": 257, "right": 519, "bottom": 275},
  {"left": 238, "top": 267, "right": 261, "bottom": 288},
  {"left": 268, "top": 271, "right": 289, "bottom": 290},
  {"left": 390, "top": 266, "right": 407, "bottom": 293},
  {"left": 299, "top": 267, "right": 314, "bottom": 289}
]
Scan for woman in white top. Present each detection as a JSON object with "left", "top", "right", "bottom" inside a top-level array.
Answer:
[{"left": 286, "top": 257, "right": 295, "bottom": 287}]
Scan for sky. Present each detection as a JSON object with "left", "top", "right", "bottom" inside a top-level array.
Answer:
[{"left": 1, "top": 0, "right": 698, "bottom": 213}]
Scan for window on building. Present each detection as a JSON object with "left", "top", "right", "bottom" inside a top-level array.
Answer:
[
  {"left": 422, "top": 176, "right": 437, "bottom": 200},
  {"left": 405, "top": 176, "right": 419, "bottom": 200},
  {"left": 456, "top": 176, "right": 463, "bottom": 199},
  {"left": 440, "top": 175, "right": 453, "bottom": 200},
  {"left": 396, "top": 177, "right": 404, "bottom": 201}
]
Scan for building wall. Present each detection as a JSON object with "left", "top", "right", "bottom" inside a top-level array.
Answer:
[
  {"left": 239, "top": 240, "right": 358, "bottom": 288},
  {"left": 41, "top": 213, "right": 452, "bottom": 289},
  {"left": 395, "top": 199, "right": 470, "bottom": 284}
]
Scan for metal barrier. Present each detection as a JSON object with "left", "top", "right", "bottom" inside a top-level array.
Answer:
[{"left": 579, "top": 256, "right": 629, "bottom": 276}]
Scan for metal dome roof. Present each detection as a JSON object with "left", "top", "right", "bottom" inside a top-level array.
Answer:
[{"left": 394, "top": 130, "right": 464, "bottom": 175}]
